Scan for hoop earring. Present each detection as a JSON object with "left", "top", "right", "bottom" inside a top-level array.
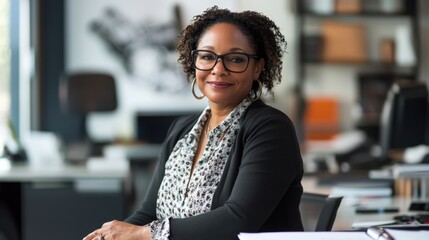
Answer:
[
  {"left": 250, "top": 80, "right": 263, "bottom": 101},
  {"left": 192, "top": 79, "right": 205, "bottom": 100}
]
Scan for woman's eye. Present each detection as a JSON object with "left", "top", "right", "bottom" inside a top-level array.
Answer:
[
  {"left": 200, "top": 54, "right": 215, "bottom": 61},
  {"left": 228, "top": 55, "right": 246, "bottom": 64}
]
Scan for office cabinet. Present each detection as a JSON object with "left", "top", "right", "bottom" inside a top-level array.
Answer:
[{"left": 21, "top": 180, "right": 126, "bottom": 240}]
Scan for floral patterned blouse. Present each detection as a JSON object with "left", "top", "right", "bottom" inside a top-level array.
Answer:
[{"left": 149, "top": 98, "right": 252, "bottom": 239}]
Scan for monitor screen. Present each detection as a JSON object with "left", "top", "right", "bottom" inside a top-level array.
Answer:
[
  {"left": 135, "top": 111, "right": 198, "bottom": 144},
  {"left": 357, "top": 73, "right": 415, "bottom": 141},
  {"left": 379, "top": 80, "right": 429, "bottom": 160}
]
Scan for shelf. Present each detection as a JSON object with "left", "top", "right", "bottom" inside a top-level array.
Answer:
[
  {"left": 302, "top": 61, "right": 417, "bottom": 69},
  {"left": 297, "top": 0, "right": 419, "bottom": 74},
  {"left": 294, "top": 0, "right": 419, "bottom": 141},
  {"left": 301, "top": 12, "right": 413, "bottom": 18},
  {"left": 295, "top": 0, "right": 418, "bottom": 19}
]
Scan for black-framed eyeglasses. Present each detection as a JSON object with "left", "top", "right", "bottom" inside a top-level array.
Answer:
[{"left": 191, "top": 50, "right": 260, "bottom": 73}]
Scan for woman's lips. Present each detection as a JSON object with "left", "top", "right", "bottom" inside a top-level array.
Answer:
[{"left": 208, "top": 81, "right": 233, "bottom": 89}]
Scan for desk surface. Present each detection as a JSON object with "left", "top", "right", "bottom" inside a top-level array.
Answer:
[
  {"left": 104, "top": 143, "right": 162, "bottom": 161},
  {"left": 333, "top": 197, "right": 412, "bottom": 230},
  {"left": 0, "top": 143, "right": 159, "bottom": 182},
  {"left": 0, "top": 162, "right": 128, "bottom": 182},
  {"left": 302, "top": 176, "right": 419, "bottom": 230},
  {"left": 0, "top": 161, "right": 129, "bottom": 240}
]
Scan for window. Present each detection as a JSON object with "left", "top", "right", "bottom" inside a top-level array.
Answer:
[{"left": 0, "top": 0, "right": 10, "bottom": 124}]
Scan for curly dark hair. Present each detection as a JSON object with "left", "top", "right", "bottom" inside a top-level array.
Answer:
[{"left": 176, "top": 6, "right": 287, "bottom": 95}]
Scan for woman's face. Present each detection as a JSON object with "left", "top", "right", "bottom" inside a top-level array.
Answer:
[{"left": 195, "top": 23, "right": 264, "bottom": 108}]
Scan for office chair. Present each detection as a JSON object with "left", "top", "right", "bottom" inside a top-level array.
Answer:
[
  {"left": 59, "top": 72, "right": 118, "bottom": 160},
  {"left": 299, "top": 192, "right": 343, "bottom": 231}
]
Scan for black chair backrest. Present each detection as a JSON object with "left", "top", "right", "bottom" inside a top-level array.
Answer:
[{"left": 299, "top": 192, "right": 343, "bottom": 231}]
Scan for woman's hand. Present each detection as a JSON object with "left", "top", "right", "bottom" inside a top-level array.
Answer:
[{"left": 82, "top": 220, "right": 150, "bottom": 240}]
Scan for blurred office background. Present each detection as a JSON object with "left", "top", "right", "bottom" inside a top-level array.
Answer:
[
  {"left": 1, "top": 0, "right": 429, "bottom": 239},
  {"left": 2, "top": 0, "right": 427, "bottom": 155}
]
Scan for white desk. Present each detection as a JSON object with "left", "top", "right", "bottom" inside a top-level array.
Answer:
[
  {"left": 103, "top": 143, "right": 162, "bottom": 161},
  {"left": 0, "top": 161, "right": 129, "bottom": 240},
  {"left": 333, "top": 197, "right": 412, "bottom": 230},
  {"left": 302, "top": 176, "right": 418, "bottom": 231},
  {"left": 0, "top": 162, "right": 128, "bottom": 181}
]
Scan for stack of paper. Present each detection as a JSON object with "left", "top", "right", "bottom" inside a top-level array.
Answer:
[
  {"left": 331, "top": 182, "right": 392, "bottom": 198},
  {"left": 392, "top": 164, "right": 429, "bottom": 177},
  {"left": 238, "top": 231, "right": 371, "bottom": 240},
  {"left": 238, "top": 228, "right": 429, "bottom": 240}
]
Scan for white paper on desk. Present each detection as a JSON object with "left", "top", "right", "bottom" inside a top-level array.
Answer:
[
  {"left": 352, "top": 220, "right": 398, "bottom": 229},
  {"left": 86, "top": 157, "right": 129, "bottom": 172},
  {"left": 386, "top": 229, "right": 429, "bottom": 240},
  {"left": 238, "top": 231, "right": 372, "bottom": 240}
]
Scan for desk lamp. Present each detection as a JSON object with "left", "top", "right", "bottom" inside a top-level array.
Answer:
[{"left": 59, "top": 72, "right": 118, "bottom": 161}]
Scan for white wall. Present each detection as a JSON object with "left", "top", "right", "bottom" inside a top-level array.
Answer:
[
  {"left": 65, "top": 0, "right": 298, "bottom": 141},
  {"left": 66, "top": 0, "right": 421, "bottom": 141}
]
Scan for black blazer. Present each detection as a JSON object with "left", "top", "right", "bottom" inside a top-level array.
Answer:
[{"left": 126, "top": 100, "right": 304, "bottom": 239}]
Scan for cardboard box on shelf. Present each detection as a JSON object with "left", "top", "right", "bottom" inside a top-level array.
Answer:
[
  {"left": 335, "top": 0, "right": 362, "bottom": 13},
  {"left": 322, "top": 21, "right": 367, "bottom": 63}
]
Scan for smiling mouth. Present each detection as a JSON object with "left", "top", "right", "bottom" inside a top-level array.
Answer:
[{"left": 208, "top": 82, "right": 233, "bottom": 89}]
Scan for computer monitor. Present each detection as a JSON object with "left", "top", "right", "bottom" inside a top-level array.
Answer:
[
  {"left": 357, "top": 73, "right": 415, "bottom": 141},
  {"left": 135, "top": 111, "right": 198, "bottom": 144},
  {"left": 379, "top": 80, "right": 429, "bottom": 161}
]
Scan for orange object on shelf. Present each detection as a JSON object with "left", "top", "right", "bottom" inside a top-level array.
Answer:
[
  {"left": 335, "top": 0, "right": 362, "bottom": 13},
  {"left": 304, "top": 97, "right": 340, "bottom": 140}
]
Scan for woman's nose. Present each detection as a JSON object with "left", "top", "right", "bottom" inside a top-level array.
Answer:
[{"left": 211, "top": 58, "right": 228, "bottom": 74}]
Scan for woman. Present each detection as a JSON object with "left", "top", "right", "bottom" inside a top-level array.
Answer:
[{"left": 84, "top": 6, "right": 303, "bottom": 240}]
